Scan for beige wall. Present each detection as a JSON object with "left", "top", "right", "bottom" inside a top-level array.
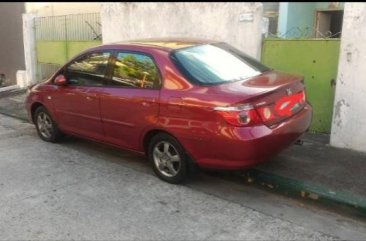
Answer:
[{"left": 101, "top": 2, "right": 263, "bottom": 59}]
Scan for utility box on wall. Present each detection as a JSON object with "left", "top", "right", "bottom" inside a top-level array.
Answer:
[{"left": 101, "top": 2, "right": 263, "bottom": 60}]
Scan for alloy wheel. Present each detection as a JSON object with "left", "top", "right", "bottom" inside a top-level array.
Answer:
[
  {"left": 153, "top": 141, "right": 182, "bottom": 177},
  {"left": 37, "top": 112, "right": 53, "bottom": 139}
]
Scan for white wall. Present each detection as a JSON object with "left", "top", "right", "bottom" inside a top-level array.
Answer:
[
  {"left": 330, "top": 3, "right": 366, "bottom": 152},
  {"left": 101, "top": 2, "right": 263, "bottom": 59},
  {"left": 25, "top": 2, "right": 101, "bottom": 16},
  {"left": 22, "top": 14, "right": 37, "bottom": 87}
]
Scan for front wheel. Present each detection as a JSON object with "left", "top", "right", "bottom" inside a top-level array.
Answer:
[
  {"left": 148, "top": 133, "right": 190, "bottom": 184},
  {"left": 34, "top": 106, "right": 63, "bottom": 142}
]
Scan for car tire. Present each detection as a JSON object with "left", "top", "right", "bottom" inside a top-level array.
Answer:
[
  {"left": 148, "top": 133, "right": 191, "bottom": 184},
  {"left": 34, "top": 106, "right": 63, "bottom": 143}
]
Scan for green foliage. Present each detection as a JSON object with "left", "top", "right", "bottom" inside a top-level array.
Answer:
[{"left": 114, "top": 54, "right": 158, "bottom": 86}]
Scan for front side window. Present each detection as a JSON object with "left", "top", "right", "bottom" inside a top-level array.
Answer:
[
  {"left": 65, "top": 52, "right": 111, "bottom": 86},
  {"left": 171, "top": 43, "right": 271, "bottom": 85},
  {"left": 109, "top": 52, "right": 160, "bottom": 89}
]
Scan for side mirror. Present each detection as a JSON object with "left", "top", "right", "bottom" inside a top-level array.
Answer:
[{"left": 54, "top": 74, "right": 67, "bottom": 86}]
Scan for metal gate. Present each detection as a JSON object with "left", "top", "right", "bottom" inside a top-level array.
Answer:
[
  {"left": 261, "top": 39, "right": 340, "bottom": 133},
  {"left": 34, "top": 13, "right": 102, "bottom": 81}
]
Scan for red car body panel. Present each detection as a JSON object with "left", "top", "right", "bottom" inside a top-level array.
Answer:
[{"left": 25, "top": 39, "right": 312, "bottom": 170}]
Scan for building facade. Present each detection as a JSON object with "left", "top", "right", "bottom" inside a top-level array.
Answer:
[{"left": 0, "top": 3, "right": 25, "bottom": 86}]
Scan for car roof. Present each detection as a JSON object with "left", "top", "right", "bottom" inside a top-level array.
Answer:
[{"left": 107, "top": 38, "right": 220, "bottom": 51}]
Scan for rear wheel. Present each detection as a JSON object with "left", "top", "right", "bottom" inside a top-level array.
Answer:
[
  {"left": 148, "top": 133, "right": 190, "bottom": 184},
  {"left": 34, "top": 106, "right": 63, "bottom": 142}
]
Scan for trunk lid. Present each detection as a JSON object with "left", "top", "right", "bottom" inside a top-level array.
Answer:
[{"left": 209, "top": 71, "right": 306, "bottom": 127}]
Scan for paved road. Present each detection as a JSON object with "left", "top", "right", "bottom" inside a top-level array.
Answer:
[{"left": 0, "top": 114, "right": 365, "bottom": 240}]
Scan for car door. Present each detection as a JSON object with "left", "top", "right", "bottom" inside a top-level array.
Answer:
[
  {"left": 51, "top": 51, "right": 112, "bottom": 140},
  {"left": 100, "top": 51, "right": 161, "bottom": 150}
]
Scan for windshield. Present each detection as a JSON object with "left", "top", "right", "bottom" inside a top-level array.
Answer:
[{"left": 171, "top": 43, "right": 271, "bottom": 85}]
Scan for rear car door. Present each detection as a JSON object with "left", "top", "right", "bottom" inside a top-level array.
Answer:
[
  {"left": 100, "top": 51, "right": 161, "bottom": 150},
  {"left": 51, "top": 51, "right": 111, "bottom": 140}
]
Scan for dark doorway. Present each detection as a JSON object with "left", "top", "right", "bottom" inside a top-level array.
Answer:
[{"left": 315, "top": 10, "right": 343, "bottom": 38}]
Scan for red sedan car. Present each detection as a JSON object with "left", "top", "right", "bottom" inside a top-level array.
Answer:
[{"left": 25, "top": 39, "right": 312, "bottom": 184}]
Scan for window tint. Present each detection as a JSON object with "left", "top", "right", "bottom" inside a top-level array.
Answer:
[
  {"left": 65, "top": 52, "right": 111, "bottom": 86},
  {"left": 171, "top": 43, "right": 271, "bottom": 85},
  {"left": 110, "top": 52, "right": 160, "bottom": 89},
  {"left": 215, "top": 42, "right": 270, "bottom": 73}
]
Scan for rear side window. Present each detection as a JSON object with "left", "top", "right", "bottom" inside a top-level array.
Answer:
[
  {"left": 109, "top": 52, "right": 161, "bottom": 89},
  {"left": 171, "top": 43, "right": 270, "bottom": 85},
  {"left": 65, "top": 52, "right": 111, "bottom": 86}
]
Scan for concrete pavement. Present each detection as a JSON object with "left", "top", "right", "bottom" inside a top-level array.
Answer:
[
  {"left": 2, "top": 89, "right": 366, "bottom": 216},
  {"left": 1, "top": 114, "right": 366, "bottom": 240}
]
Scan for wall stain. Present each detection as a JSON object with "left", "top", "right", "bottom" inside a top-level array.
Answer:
[{"left": 333, "top": 99, "right": 346, "bottom": 127}]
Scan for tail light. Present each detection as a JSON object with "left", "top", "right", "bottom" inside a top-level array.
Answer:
[
  {"left": 214, "top": 104, "right": 262, "bottom": 127},
  {"left": 258, "top": 90, "right": 307, "bottom": 125},
  {"left": 257, "top": 106, "right": 275, "bottom": 122},
  {"left": 274, "top": 90, "right": 306, "bottom": 117},
  {"left": 215, "top": 90, "right": 306, "bottom": 128}
]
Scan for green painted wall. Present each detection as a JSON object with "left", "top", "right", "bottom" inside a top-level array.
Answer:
[
  {"left": 67, "top": 41, "right": 103, "bottom": 60},
  {"left": 36, "top": 40, "right": 102, "bottom": 65},
  {"left": 36, "top": 41, "right": 67, "bottom": 65},
  {"left": 261, "top": 39, "right": 340, "bottom": 133}
]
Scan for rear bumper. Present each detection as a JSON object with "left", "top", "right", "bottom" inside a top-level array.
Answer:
[{"left": 195, "top": 103, "right": 313, "bottom": 170}]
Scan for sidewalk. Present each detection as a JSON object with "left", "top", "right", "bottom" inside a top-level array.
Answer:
[
  {"left": 0, "top": 88, "right": 27, "bottom": 121},
  {"left": 245, "top": 135, "right": 366, "bottom": 215},
  {"left": 1, "top": 90, "right": 365, "bottom": 216}
]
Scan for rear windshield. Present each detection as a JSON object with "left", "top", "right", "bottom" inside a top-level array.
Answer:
[{"left": 171, "top": 42, "right": 271, "bottom": 85}]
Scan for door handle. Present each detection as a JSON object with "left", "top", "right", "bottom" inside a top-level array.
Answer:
[
  {"left": 86, "top": 96, "right": 93, "bottom": 101},
  {"left": 141, "top": 98, "right": 157, "bottom": 107},
  {"left": 142, "top": 101, "right": 150, "bottom": 107}
]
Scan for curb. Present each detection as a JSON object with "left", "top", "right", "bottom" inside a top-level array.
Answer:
[
  {"left": 243, "top": 169, "right": 366, "bottom": 216},
  {"left": 0, "top": 84, "right": 20, "bottom": 93},
  {"left": 0, "top": 108, "right": 28, "bottom": 122},
  {"left": 0, "top": 87, "right": 26, "bottom": 98}
]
